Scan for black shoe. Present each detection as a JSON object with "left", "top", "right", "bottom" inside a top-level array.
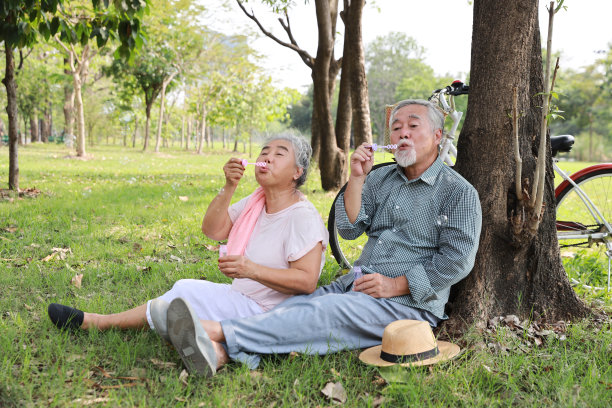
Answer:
[{"left": 48, "top": 303, "right": 84, "bottom": 330}]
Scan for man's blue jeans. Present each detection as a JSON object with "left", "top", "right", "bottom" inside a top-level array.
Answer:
[{"left": 221, "top": 272, "right": 439, "bottom": 368}]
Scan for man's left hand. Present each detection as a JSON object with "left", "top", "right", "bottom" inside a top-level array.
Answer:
[{"left": 353, "top": 273, "right": 410, "bottom": 298}]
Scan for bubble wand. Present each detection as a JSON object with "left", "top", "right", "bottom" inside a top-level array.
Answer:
[
  {"left": 241, "top": 159, "right": 267, "bottom": 168},
  {"left": 366, "top": 143, "right": 397, "bottom": 151}
]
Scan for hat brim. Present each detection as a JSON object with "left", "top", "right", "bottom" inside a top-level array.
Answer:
[{"left": 359, "top": 341, "right": 460, "bottom": 367}]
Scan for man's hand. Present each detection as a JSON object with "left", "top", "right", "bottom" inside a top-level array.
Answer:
[
  {"left": 218, "top": 255, "right": 255, "bottom": 279},
  {"left": 349, "top": 143, "right": 374, "bottom": 179},
  {"left": 354, "top": 273, "right": 410, "bottom": 298}
]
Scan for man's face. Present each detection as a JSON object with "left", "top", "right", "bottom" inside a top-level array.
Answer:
[{"left": 389, "top": 104, "right": 442, "bottom": 168}]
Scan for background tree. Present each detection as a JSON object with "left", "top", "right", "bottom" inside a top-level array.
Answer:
[
  {"left": 237, "top": 0, "right": 371, "bottom": 190},
  {"left": 364, "top": 32, "right": 426, "bottom": 142},
  {"left": 448, "top": 0, "right": 589, "bottom": 331},
  {"left": 1, "top": 0, "right": 147, "bottom": 189}
]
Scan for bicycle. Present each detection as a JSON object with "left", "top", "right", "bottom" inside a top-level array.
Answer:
[{"left": 327, "top": 81, "right": 612, "bottom": 290}]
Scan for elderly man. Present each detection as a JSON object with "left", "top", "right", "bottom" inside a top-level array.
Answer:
[{"left": 167, "top": 99, "right": 482, "bottom": 376}]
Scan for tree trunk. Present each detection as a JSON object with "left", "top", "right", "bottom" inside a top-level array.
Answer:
[
  {"left": 2, "top": 43, "right": 19, "bottom": 190},
  {"left": 40, "top": 99, "right": 51, "bottom": 142},
  {"left": 181, "top": 115, "right": 185, "bottom": 148},
  {"left": 30, "top": 113, "right": 39, "bottom": 143},
  {"left": 197, "top": 105, "right": 206, "bottom": 154},
  {"left": 344, "top": 0, "right": 371, "bottom": 148},
  {"left": 314, "top": 0, "right": 345, "bottom": 191},
  {"left": 143, "top": 102, "right": 152, "bottom": 151},
  {"left": 186, "top": 116, "right": 191, "bottom": 150},
  {"left": 63, "top": 57, "right": 75, "bottom": 144},
  {"left": 447, "top": 0, "right": 589, "bottom": 331}
]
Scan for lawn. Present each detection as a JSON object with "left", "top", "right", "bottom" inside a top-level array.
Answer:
[{"left": 0, "top": 144, "right": 610, "bottom": 407}]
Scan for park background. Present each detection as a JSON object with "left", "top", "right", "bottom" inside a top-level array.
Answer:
[{"left": 1, "top": 0, "right": 611, "bottom": 406}]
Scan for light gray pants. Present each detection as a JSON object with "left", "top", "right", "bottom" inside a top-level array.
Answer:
[{"left": 220, "top": 273, "right": 440, "bottom": 368}]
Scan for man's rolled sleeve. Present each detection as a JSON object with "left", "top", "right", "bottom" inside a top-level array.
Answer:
[{"left": 335, "top": 192, "right": 372, "bottom": 240}]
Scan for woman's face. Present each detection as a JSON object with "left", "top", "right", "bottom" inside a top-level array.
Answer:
[{"left": 255, "top": 139, "right": 303, "bottom": 189}]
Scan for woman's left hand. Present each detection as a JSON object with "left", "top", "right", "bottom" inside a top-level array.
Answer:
[{"left": 218, "top": 255, "right": 256, "bottom": 279}]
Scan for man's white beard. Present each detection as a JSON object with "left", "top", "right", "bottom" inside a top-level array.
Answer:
[{"left": 394, "top": 145, "right": 416, "bottom": 167}]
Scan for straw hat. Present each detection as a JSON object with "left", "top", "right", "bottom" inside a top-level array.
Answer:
[{"left": 359, "top": 320, "right": 460, "bottom": 367}]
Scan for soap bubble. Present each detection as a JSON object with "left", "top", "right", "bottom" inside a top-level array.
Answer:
[{"left": 436, "top": 215, "right": 448, "bottom": 227}]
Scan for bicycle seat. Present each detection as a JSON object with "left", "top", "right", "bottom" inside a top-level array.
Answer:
[{"left": 551, "top": 135, "right": 574, "bottom": 157}]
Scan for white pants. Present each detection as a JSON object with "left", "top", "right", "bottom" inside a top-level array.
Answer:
[{"left": 145, "top": 279, "right": 264, "bottom": 331}]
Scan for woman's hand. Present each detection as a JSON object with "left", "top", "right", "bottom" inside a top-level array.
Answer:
[
  {"left": 349, "top": 143, "right": 374, "bottom": 179},
  {"left": 218, "top": 255, "right": 256, "bottom": 279},
  {"left": 223, "top": 158, "right": 245, "bottom": 188},
  {"left": 353, "top": 273, "right": 410, "bottom": 298}
]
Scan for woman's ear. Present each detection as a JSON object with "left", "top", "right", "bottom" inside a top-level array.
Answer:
[{"left": 294, "top": 167, "right": 304, "bottom": 181}]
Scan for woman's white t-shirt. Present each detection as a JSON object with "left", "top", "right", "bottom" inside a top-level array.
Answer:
[{"left": 227, "top": 193, "right": 328, "bottom": 311}]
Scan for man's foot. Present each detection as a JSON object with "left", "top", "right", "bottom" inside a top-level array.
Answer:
[
  {"left": 48, "top": 303, "right": 84, "bottom": 330},
  {"left": 149, "top": 298, "right": 170, "bottom": 342},
  {"left": 167, "top": 297, "right": 217, "bottom": 377}
]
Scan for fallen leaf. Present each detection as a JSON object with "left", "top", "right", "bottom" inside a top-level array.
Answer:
[
  {"left": 321, "top": 381, "right": 347, "bottom": 404},
  {"left": 204, "top": 244, "right": 219, "bottom": 251},
  {"left": 372, "top": 396, "right": 386, "bottom": 408},
  {"left": 179, "top": 369, "right": 189, "bottom": 385},
  {"left": 3, "top": 226, "right": 17, "bottom": 233},
  {"left": 150, "top": 358, "right": 177, "bottom": 369},
  {"left": 71, "top": 273, "right": 83, "bottom": 289},
  {"left": 178, "top": 196, "right": 189, "bottom": 202},
  {"left": 170, "top": 255, "right": 183, "bottom": 262},
  {"left": 71, "top": 397, "right": 111, "bottom": 406},
  {"left": 133, "top": 243, "right": 142, "bottom": 252}
]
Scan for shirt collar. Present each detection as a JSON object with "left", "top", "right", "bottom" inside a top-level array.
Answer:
[{"left": 395, "top": 157, "right": 444, "bottom": 185}]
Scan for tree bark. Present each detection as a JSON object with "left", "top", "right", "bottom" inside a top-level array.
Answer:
[
  {"left": 143, "top": 102, "right": 152, "bottom": 151},
  {"left": 154, "top": 72, "right": 178, "bottom": 153},
  {"left": 447, "top": 0, "right": 589, "bottom": 331},
  {"left": 314, "top": 0, "right": 345, "bottom": 191},
  {"left": 63, "top": 57, "right": 75, "bottom": 145},
  {"left": 343, "top": 0, "right": 371, "bottom": 148},
  {"left": 197, "top": 104, "right": 206, "bottom": 154},
  {"left": 3, "top": 43, "right": 19, "bottom": 190},
  {"left": 30, "top": 112, "right": 39, "bottom": 143}
]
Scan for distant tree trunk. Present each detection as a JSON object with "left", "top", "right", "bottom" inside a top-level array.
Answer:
[
  {"left": 30, "top": 113, "right": 39, "bottom": 143},
  {"left": 2, "top": 43, "right": 19, "bottom": 190},
  {"left": 41, "top": 102, "right": 51, "bottom": 142},
  {"left": 197, "top": 105, "right": 206, "bottom": 154},
  {"left": 63, "top": 58, "right": 75, "bottom": 143},
  {"left": 154, "top": 72, "right": 177, "bottom": 153},
  {"left": 181, "top": 115, "right": 185, "bottom": 148},
  {"left": 447, "top": 0, "right": 589, "bottom": 332},
  {"left": 132, "top": 117, "right": 138, "bottom": 148},
  {"left": 222, "top": 128, "right": 226, "bottom": 149},
  {"left": 143, "top": 102, "right": 153, "bottom": 151},
  {"left": 186, "top": 116, "right": 191, "bottom": 150}
]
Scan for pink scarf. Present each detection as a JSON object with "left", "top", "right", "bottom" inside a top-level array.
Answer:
[{"left": 226, "top": 187, "right": 266, "bottom": 256}]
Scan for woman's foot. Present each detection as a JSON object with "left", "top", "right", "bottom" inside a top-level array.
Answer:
[
  {"left": 48, "top": 303, "right": 84, "bottom": 330},
  {"left": 167, "top": 297, "right": 217, "bottom": 377}
]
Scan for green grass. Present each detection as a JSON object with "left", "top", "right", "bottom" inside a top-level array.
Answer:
[{"left": 1, "top": 144, "right": 610, "bottom": 407}]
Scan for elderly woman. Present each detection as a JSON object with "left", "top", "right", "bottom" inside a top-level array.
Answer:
[{"left": 48, "top": 134, "right": 328, "bottom": 343}]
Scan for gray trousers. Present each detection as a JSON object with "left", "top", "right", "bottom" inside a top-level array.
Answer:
[{"left": 220, "top": 273, "right": 440, "bottom": 368}]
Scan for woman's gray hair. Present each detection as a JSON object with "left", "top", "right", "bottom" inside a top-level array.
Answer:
[
  {"left": 267, "top": 133, "right": 312, "bottom": 188},
  {"left": 389, "top": 99, "right": 444, "bottom": 132}
]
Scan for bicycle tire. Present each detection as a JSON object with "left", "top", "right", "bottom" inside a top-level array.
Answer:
[
  {"left": 555, "top": 165, "right": 612, "bottom": 247},
  {"left": 327, "top": 162, "right": 396, "bottom": 269}
]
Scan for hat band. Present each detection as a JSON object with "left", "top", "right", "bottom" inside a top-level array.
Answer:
[{"left": 380, "top": 346, "right": 439, "bottom": 364}]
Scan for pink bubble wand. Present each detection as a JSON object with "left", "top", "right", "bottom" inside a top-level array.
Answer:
[{"left": 241, "top": 159, "right": 267, "bottom": 168}]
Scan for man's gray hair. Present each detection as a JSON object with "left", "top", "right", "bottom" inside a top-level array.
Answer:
[
  {"left": 267, "top": 133, "right": 312, "bottom": 188},
  {"left": 389, "top": 99, "right": 444, "bottom": 132}
]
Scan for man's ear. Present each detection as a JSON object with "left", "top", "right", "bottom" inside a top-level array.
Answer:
[{"left": 434, "top": 128, "right": 443, "bottom": 145}]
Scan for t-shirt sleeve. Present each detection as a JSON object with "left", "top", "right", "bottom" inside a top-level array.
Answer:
[
  {"left": 285, "top": 204, "right": 329, "bottom": 263},
  {"left": 228, "top": 194, "right": 252, "bottom": 223}
]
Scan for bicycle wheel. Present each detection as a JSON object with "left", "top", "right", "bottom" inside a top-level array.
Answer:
[
  {"left": 327, "top": 162, "right": 396, "bottom": 269},
  {"left": 555, "top": 166, "right": 612, "bottom": 248}
]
